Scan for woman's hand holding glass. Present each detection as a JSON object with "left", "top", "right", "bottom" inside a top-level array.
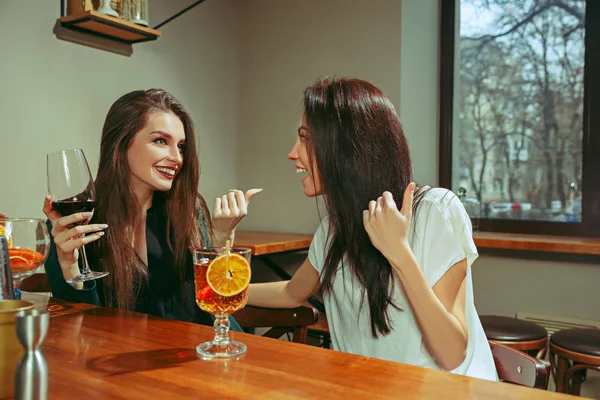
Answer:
[{"left": 42, "top": 197, "right": 108, "bottom": 286}]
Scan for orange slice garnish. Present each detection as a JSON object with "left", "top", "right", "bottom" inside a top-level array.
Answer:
[
  {"left": 206, "top": 253, "right": 251, "bottom": 297},
  {"left": 9, "top": 248, "right": 45, "bottom": 265}
]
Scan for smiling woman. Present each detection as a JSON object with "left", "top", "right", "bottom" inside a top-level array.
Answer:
[
  {"left": 42, "top": 89, "right": 260, "bottom": 330},
  {"left": 249, "top": 77, "right": 497, "bottom": 380}
]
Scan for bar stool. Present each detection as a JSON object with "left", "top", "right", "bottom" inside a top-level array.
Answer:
[
  {"left": 480, "top": 315, "right": 548, "bottom": 358},
  {"left": 549, "top": 328, "right": 600, "bottom": 396}
]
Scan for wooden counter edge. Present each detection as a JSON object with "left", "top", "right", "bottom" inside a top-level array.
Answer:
[{"left": 474, "top": 232, "right": 600, "bottom": 255}]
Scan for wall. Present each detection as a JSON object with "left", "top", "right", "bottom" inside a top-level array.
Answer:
[
  {"left": 0, "top": 0, "right": 240, "bottom": 217},
  {"left": 236, "top": 0, "right": 403, "bottom": 234},
  {"left": 399, "top": 0, "right": 440, "bottom": 185},
  {"left": 473, "top": 253, "right": 600, "bottom": 320}
]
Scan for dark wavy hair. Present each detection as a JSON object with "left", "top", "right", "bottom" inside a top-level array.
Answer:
[
  {"left": 91, "top": 89, "right": 211, "bottom": 310},
  {"left": 303, "top": 77, "right": 427, "bottom": 337}
]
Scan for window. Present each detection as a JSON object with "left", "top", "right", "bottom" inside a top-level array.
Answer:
[{"left": 439, "top": 0, "right": 600, "bottom": 237}]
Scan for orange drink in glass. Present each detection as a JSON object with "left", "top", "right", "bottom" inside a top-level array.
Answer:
[
  {"left": 0, "top": 218, "right": 50, "bottom": 288},
  {"left": 193, "top": 246, "right": 251, "bottom": 358}
]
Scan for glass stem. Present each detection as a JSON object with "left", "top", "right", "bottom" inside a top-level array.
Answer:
[
  {"left": 213, "top": 314, "right": 231, "bottom": 345},
  {"left": 79, "top": 238, "right": 91, "bottom": 276}
]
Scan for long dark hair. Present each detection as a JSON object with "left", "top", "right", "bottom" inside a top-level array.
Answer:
[
  {"left": 91, "top": 89, "right": 212, "bottom": 310},
  {"left": 304, "top": 77, "right": 424, "bottom": 337}
]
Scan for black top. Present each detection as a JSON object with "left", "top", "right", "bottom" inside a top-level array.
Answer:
[{"left": 44, "top": 194, "right": 242, "bottom": 331}]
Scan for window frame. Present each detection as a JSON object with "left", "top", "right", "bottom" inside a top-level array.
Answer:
[{"left": 439, "top": 0, "right": 600, "bottom": 238}]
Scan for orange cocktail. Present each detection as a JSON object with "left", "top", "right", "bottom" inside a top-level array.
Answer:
[
  {"left": 0, "top": 218, "right": 50, "bottom": 289},
  {"left": 9, "top": 248, "right": 46, "bottom": 282},
  {"left": 193, "top": 246, "right": 251, "bottom": 358}
]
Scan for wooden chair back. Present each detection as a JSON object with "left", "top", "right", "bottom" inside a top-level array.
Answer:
[
  {"left": 233, "top": 305, "right": 319, "bottom": 344},
  {"left": 490, "top": 341, "right": 550, "bottom": 389}
]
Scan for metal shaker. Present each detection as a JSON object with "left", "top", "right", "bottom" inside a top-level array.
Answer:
[
  {"left": 14, "top": 309, "right": 49, "bottom": 400},
  {"left": 0, "top": 236, "right": 15, "bottom": 300}
]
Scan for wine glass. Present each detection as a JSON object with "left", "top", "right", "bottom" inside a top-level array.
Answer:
[
  {"left": 193, "top": 247, "right": 252, "bottom": 358},
  {"left": 0, "top": 218, "right": 50, "bottom": 298},
  {"left": 46, "top": 149, "right": 108, "bottom": 283}
]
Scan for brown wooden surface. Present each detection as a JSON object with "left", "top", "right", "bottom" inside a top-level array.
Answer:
[
  {"left": 58, "top": 11, "right": 161, "bottom": 43},
  {"left": 490, "top": 342, "right": 549, "bottom": 389},
  {"left": 233, "top": 305, "right": 319, "bottom": 344},
  {"left": 22, "top": 292, "right": 98, "bottom": 317},
  {"left": 24, "top": 295, "right": 578, "bottom": 399},
  {"left": 233, "top": 305, "right": 319, "bottom": 329},
  {"left": 474, "top": 232, "right": 600, "bottom": 255},
  {"left": 235, "top": 231, "right": 313, "bottom": 256},
  {"left": 236, "top": 230, "right": 600, "bottom": 256}
]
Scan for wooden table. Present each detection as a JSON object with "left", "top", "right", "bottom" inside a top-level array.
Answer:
[
  {"left": 235, "top": 231, "right": 313, "bottom": 282},
  {"left": 235, "top": 231, "right": 313, "bottom": 256},
  {"left": 473, "top": 232, "right": 600, "bottom": 255},
  {"left": 25, "top": 295, "right": 577, "bottom": 399}
]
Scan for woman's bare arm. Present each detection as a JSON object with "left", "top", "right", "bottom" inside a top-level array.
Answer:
[{"left": 248, "top": 257, "right": 320, "bottom": 308}]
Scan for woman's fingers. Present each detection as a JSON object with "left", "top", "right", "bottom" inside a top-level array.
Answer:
[
  {"left": 244, "top": 188, "right": 263, "bottom": 204},
  {"left": 362, "top": 209, "right": 370, "bottom": 227},
  {"left": 54, "top": 223, "right": 107, "bottom": 246},
  {"left": 43, "top": 195, "right": 62, "bottom": 225},
  {"left": 214, "top": 188, "right": 261, "bottom": 221},
  {"left": 59, "top": 231, "right": 106, "bottom": 254},
  {"left": 228, "top": 191, "right": 240, "bottom": 217},
  {"left": 368, "top": 200, "right": 376, "bottom": 217},
  {"left": 212, "top": 197, "right": 222, "bottom": 218},
  {"left": 52, "top": 212, "right": 93, "bottom": 234},
  {"left": 400, "top": 183, "right": 416, "bottom": 218},
  {"left": 221, "top": 195, "right": 230, "bottom": 216},
  {"left": 382, "top": 191, "right": 397, "bottom": 210},
  {"left": 229, "top": 189, "right": 247, "bottom": 215}
]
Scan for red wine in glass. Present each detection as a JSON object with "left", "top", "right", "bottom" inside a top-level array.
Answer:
[
  {"left": 47, "top": 149, "right": 108, "bottom": 283},
  {"left": 51, "top": 198, "right": 96, "bottom": 226}
]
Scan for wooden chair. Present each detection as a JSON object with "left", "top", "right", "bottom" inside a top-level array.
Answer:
[
  {"left": 490, "top": 341, "right": 550, "bottom": 389},
  {"left": 19, "top": 273, "right": 52, "bottom": 293},
  {"left": 233, "top": 305, "right": 319, "bottom": 344}
]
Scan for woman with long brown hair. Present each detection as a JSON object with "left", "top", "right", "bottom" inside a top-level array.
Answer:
[
  {"left": 43, "top": 89, "right": 259, "bottom": 327},
  {"left": 248, "top": 78, "right": 497, "bottom": 380}
]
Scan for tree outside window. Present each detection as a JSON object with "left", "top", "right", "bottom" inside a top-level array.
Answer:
[{"left": 439, "top": 0, "right": 600, "bottom": 237}]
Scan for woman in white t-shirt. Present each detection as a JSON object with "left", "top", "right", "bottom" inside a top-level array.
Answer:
[{"left": 248, "top": 77, "right": 497, "bottom": 381}]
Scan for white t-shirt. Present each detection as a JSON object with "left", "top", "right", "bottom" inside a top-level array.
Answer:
[{"left": 308, "top": 188, "right": 498, "bottom": 381}]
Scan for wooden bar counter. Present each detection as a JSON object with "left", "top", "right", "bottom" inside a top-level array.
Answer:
[
  {"left": 235, "top": 231, "right": 313, "bottom": 256},
  {"left": 25, "top": 295, "right": 577, "bottom": 399}
]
